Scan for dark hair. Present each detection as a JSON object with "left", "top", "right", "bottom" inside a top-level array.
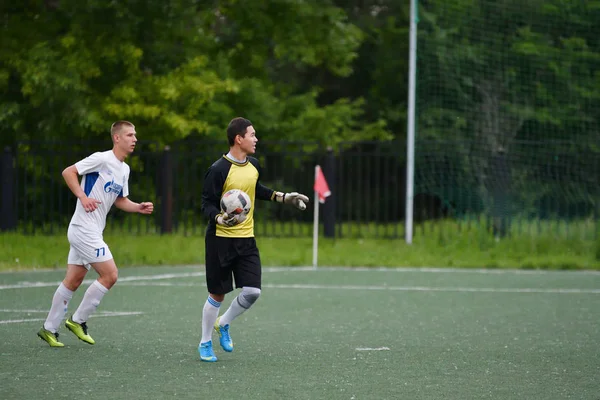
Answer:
[{"left": 226, "top": 117, "right": 252, "bottom": 146}]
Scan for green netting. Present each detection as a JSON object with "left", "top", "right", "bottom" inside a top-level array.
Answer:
[{"left": 415, "top": 0, "right": 599, "bottom": 239}]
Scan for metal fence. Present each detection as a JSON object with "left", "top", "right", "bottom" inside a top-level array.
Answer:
[{"left": 1, "top": 140, "right": 598, "bottom": 241}]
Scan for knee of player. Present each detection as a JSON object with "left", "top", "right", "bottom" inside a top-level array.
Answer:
[
  {"left": 210, "top": 293, "right": 225, "bottom": 303},
  {"left": 104, "top": 269, "right": 119, "bottom": 286},
  {"left": 63, "top": 277, "right": 84, "bottom": 291},
  {"left": 241, "top": 287, "right": 261, "bottom": 305}
]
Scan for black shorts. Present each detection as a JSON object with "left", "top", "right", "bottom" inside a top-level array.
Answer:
[{"left": 205, "top": 235, "right": 261, "bottom": 294}]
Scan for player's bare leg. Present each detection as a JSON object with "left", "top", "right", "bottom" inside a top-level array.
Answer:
[
  {"left": 63, "top": 263, "right": 89, "bottom": 291},
  {"left": 66, "top": 259, "right": 117, "bottom": 344}
]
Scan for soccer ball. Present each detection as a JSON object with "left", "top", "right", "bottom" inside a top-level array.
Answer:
[{"left": 220, "top": 189, "right": 251, "bottom": 222}]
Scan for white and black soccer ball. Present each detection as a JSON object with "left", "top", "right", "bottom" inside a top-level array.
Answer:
[{"left": 220, "top": 189, "right": 251, "bottom": 221}]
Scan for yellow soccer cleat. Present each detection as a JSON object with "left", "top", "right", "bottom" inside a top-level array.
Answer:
[
  {"left": 65, "top": 317, "right": 95, "bottom": 345},
  {"left": 37, "top": 327, "right": 65, "bottom": 347}
]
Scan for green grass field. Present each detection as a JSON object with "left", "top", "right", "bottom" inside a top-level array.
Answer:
[
  {"left": 1, "top": 231, "right": 599, "bottom": 271},
  {"left": 1, "top": 266, "right": 599, "bottom": 399}
]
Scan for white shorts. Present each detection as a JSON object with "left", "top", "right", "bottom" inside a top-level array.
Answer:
[{"left": 67, "top": 224, "right": 113, "bottom": 270}]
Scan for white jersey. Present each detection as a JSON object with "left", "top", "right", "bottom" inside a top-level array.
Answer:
[{"left": 69, "top": 150, "right": 130, "bottom": 232}]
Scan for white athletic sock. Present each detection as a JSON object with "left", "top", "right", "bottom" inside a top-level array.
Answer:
[
  {"left": 72, "top": 280, "right": 108, "bottom": 323},
  {"left": 219, "top": 295, "right": 249, "bottom": 326},
  {"left": 43, "top": 283, "right": 74, "bottom": 333},
  {"left": 201, "top": 296, "right": 221, "bottom": 344}
]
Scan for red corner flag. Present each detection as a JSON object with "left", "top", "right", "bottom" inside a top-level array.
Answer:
[{"left": 314, "top": 165, "right": 331, "bottom": 203}]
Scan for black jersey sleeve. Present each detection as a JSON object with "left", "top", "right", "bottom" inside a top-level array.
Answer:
[
  {"left": 201, "top": 159, "right": 229, "bottom": 223},
  {"left": 249, "top": 157, "right": 276, "bottom": 201}
]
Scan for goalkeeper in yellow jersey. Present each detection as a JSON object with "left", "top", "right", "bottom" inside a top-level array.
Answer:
[{"left": 198, "top": 117, "right": 309, "bottom": 362}]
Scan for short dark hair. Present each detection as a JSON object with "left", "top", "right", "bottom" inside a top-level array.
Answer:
[{"left": 226, "top": 117, "right": 252, "bottom": 146}]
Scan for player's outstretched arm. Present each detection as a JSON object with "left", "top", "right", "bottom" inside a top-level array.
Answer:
[
  {"left": 114, "top": 197, "right": 154, "bottom": 214},
  {"left": 274, "top": 192, "right": 309, "bottom": 211},
  {"left": 254, "top": 178, "right": 309, "bottom": 211},
  {"left": 248, "top": 157, "right": 308, "bottom": 210}
]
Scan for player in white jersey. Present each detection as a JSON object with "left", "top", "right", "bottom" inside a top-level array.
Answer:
[{"left": 37, "top": 121, "right": 154, "bottom": 347}]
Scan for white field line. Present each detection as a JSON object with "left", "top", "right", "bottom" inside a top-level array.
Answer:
[
  {"left": 0, "top": 272, "right": 205, "bottom": 290},
  {"left": 0, "top": 309, "right": 140, "bottom": 314},
  {"left": 356, "top": 347, "right": 390, "bottom": 351},
  {"left": 1, "top": 269, "right": 599, "bottom": 294},
  {"left": 266, "top": 283, "right": 600, "bottom": 294},
  {"left": 263, "top": 266, "right": 600, "bottom": 275},
  {"left": 123, "top": 282, "right": 198, "bottom": 287},
  {"left": 0, "top": 318, "right": 48, "bottom": 324},
  {"left": 116, "top": 281, "right": 600, "bottom": 294},
  {"left": 3, "top": 265, "right": 600, "bottom": 276},
  {"left": 0, "top": 311, "right": 143, "bottom": 324}
]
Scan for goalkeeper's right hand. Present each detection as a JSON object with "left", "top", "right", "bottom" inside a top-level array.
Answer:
[{"left": 216, "top": 212, "right": 239, "bottom": 227}]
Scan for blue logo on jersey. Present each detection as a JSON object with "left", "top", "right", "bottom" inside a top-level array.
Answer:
[{"left": 104, "top": 179, "right": 123, "bottom": 195}]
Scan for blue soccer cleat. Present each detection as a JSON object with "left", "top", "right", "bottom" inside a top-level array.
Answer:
[
  {"left": 198, "top": 341, "right": 217, "bottom": 362},
  {"left": 214, "top": 317, "right": 233, "bottom": 352}
]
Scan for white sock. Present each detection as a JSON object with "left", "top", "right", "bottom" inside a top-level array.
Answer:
[
  {"left": 201, "top": 296, "right": 221, "bottom": 344},
  {"left": 72, "top": 280, "right": 108, "bottom": 323},
  {"left": 219, "top": 298, "right": 247, "bottom": 327},
  {"left": 219, "top": 297, "right": 251, "bottom": 327},
  {"left": 43, "top": 283, "right": 74, "bottom": 333},
  {"left": 219, "top": 287, "right": 261, "bottom": 326}
]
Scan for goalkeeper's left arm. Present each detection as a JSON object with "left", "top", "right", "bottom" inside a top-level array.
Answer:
[
  {"left": 249, "top": 158, "right": 309, "bottom": 211},
  {"left": 255, "top": 182, "right": 309, "bottom": 211},
  {"left": 274, "top": 191, "right": 309, "bottom": 210}
]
